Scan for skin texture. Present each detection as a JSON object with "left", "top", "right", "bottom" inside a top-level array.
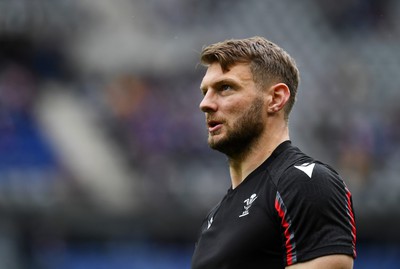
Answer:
[
  {"left": 200, "top": 62, "right": 290, "bottom": 189},
  {"left": 286, "top": 254, "right": 354, "bottom": 269},
  {"left": 199, "top": 62, "right": 354, "bottom": 269},
  {"left": 200, "top": 63, "right": 266, "bottom": 158}
]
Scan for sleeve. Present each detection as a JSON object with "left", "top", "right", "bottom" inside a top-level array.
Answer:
[{"left": 274, "top": 162, "right": 356, "bottom": 266}]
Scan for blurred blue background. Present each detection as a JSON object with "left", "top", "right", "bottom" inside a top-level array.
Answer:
[{"left": 0, "top": 0, "right": 399, "bottom": 268}]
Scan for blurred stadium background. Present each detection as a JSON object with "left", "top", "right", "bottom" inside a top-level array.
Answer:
[{"left": 0, "top": 0, "right": 400, "bottom": 268}]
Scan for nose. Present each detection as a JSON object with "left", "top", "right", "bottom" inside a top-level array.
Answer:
[{"left": 199, "top": 90, "right": 217, "bottom": 113}]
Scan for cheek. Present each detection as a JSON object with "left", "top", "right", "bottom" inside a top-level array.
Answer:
[
  {"left": 223, "top": 105, "right": 246, "bottom": 124},
  {"left": 224, "top": 96, "right": 250, "bottom": 113},
  {"left": 222, "top": 104, "right": 251, "bottom": 130}
]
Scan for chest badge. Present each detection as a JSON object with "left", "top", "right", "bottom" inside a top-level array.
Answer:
[{"left": 239, "top": 193, "right": 258, "bottom": 218}]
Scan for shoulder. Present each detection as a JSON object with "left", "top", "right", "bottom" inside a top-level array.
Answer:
[
  {"left": 265, "top": 143, "right": 349, "bottom": 209},
  {"left": 275, "top": 160, "right": 349, "bottom": 214},
  {"left": 274, "top": 161, "right": 356, "bottom": 265},
  {"left": 279, "top": 159, "right": 346, "bottom": 193}
]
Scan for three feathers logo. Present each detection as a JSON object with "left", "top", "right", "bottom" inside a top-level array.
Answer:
[{"left": 239, "top": 193, "right": 258, "bottom": 218}]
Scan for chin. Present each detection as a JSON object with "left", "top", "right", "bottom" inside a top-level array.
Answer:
[
  {"left": 208, "top": 137, "right": 232, "bottom": 155},
  {"left": 208, "top": 136, "right": 221, "bottom": 150}
]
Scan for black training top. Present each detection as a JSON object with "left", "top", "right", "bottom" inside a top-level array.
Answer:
[{"left": 191, "top": 141, "right": 356, "bottom": 269}]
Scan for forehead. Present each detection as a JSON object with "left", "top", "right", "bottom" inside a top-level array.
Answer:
[{"left": 200, "top": 62, "right": 253, "bottom": 89}]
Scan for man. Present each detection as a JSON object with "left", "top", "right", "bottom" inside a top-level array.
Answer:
[{"left": 191, "top": 37, "right": 356, "bottom": 269}]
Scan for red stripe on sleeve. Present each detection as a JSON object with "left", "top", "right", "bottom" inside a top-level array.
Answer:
[
  {"left": 345, "top": 187, "right": 357, "bottom": 258},
  {"left": 275, "top": 193, "right": 297, "bottom": 265}
]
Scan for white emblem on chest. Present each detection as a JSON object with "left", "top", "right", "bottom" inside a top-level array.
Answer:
[{"left": 239, "top": 193, "right": 258, "bottom": 217}]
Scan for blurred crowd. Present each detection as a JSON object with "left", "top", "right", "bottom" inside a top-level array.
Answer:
[{"left": 1, "top": 0, "right": 400, "bottom": 268}]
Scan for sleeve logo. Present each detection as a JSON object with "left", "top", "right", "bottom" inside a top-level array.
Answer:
[{"left": 294, "top": 163, "right": 315, "bottom": 178}]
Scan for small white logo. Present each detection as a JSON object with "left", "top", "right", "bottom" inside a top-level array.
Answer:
[
  {"left": 294, "top": 163, "right": 315, "bottom": 178},
  {"left": 207, "top": 216, "right": 213, "bottom": 229},
  {"left": 239, "top": 193, "right": 258, "bottom": 218}
]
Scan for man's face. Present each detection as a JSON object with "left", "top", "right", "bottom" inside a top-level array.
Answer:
[{"left": 199, "top": 62, "right": 266, "bottom": 157}]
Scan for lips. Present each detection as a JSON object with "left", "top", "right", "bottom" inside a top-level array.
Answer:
[{"left": 207, "top": 120, "right": 223, "bottom": 133}]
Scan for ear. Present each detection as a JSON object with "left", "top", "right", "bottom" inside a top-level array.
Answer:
[{"left": 267, "top": 83, "right": 290, "bottom": 113}]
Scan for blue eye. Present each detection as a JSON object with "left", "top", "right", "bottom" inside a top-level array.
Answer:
[{"left": 221, "top": 85, "right": 232, "bottom": 91}]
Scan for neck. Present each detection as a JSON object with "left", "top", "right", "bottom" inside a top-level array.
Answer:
[{"left": 229, "top": 122, "right": 289, "bottom": 189}]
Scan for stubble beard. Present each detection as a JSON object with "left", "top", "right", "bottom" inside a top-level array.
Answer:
[{"left": 208, "top": 96, "right": 265, "bottom": 159}]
